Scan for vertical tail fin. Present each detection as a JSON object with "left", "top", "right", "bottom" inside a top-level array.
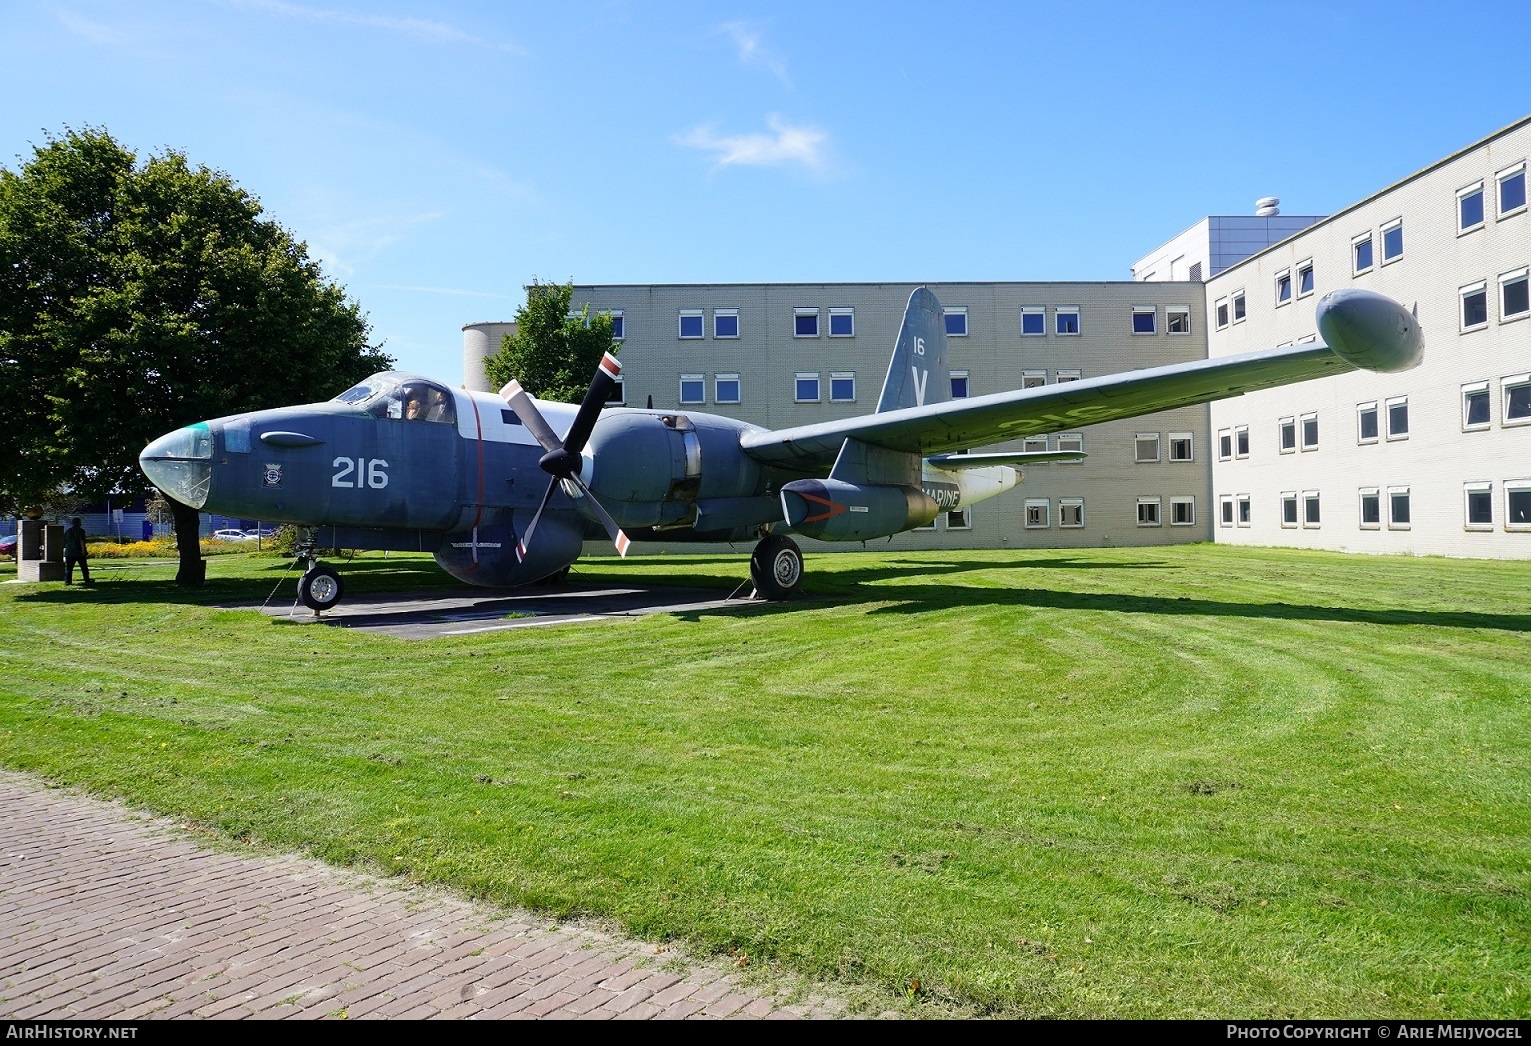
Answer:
[{"left": 875, "top": 287, "right": 951, "bottom": 413}]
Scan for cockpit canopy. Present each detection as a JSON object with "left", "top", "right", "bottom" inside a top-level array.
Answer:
[{"left": 334, "top": 372, "right": 456, "bottom": 425}]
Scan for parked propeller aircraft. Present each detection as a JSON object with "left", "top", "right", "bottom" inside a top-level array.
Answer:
[{"left": 140, "top": 287, "right": 1422, "bottom": 611}]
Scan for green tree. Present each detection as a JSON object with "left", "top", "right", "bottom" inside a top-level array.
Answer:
[
  {"left": 0, "top": 128, "right": 392, "bottom": 584},
  {"left": 483, "top": 280, "right": 618, "bottom": 403}
]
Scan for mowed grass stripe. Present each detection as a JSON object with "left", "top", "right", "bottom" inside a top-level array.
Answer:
[{"left": 0, "top": 544, "right": 1527, "bottom": 1016}]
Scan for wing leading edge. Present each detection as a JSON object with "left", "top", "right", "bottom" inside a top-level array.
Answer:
[{"left": 740, "top": 288, "right": 1422, "bottom": 472}]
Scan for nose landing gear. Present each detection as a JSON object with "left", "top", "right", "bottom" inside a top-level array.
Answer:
[{"left": 294, "top": 532, "right": 345, "bottom": 612}]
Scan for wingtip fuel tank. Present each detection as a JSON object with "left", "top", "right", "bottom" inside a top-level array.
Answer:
[{"left": 1316, "top": 289, "right": 1424, "bottom": 374}]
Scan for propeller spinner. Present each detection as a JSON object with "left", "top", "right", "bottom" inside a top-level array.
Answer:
[{"left": 500, "top": 352, "right": 631, "bottom": 562}]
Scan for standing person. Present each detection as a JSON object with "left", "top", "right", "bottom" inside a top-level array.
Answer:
[{"left": 63, "top": 517, "right": 92, "bottom": 585}]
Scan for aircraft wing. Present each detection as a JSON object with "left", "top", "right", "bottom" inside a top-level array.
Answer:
[{"left": 740, "top": 289, "right": 1422, "bottom": 472}]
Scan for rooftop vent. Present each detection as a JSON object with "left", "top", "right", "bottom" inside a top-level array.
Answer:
[{"left": 1255, "top": 196, "right": 1280, "bottom": 217}]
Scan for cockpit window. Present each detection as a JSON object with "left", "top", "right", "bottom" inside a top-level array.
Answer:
[{"left": 333, "top": 373, "right": 456, "bottom": 424}]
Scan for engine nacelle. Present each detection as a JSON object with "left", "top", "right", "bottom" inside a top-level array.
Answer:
[
  {"left": 584, "top": 410, "right": 766, "bottom": 528},
  {"left": 779, "top": 478, "right": 938, "bottom": 542}
]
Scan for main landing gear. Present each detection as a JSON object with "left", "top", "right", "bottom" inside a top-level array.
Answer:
[{"left": 750, "top": 533, "right": 803, "bottom": 601}]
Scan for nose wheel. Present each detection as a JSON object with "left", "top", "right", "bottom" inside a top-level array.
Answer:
[
  {"left": 297, "top": 562, "right": 344, "bottom": 612},
  {"left": 750, "top": 534, "right": 803, "bottom": 601}
]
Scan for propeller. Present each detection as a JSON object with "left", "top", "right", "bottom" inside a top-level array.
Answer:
[{"left": 499, "top": 352, "right": 631, "bottom": 562}]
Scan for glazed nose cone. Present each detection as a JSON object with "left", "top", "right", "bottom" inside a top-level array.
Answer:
[{"left": 139, "top": 423, "right": 214, "bottom": 509}]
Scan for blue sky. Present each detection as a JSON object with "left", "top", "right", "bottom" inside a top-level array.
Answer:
[{"left": 3, "top": 0, "right": 1526, "bottom": 380}]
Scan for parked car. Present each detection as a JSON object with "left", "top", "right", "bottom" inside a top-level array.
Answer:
[
  {"left": 0, "top": 534, "right": 16, "bottom": 559},
  {"left": 211, "top": 529, "right": 253, "bottom": 542},
  {"left": 243, "top": 528, "right": 276, "bottom": 540}
]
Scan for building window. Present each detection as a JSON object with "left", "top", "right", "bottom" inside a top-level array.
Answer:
[
  {"left": 1275, "top": 270, "right": 1292, "bottom": 306},
  {"left": 1166, "top": 306, "right": 1190, "bottom": 333},
  {"left": 1237, "top": 495, "right": 1251, "bottom": 527},
  {"left": 794, "top": 373, "right": 820, "bottom": 402},
  {"left": 715, "top": 374, "right": 740, "bottom": 404},
  {"left": 679, "top": 374, "right": 705, "bottom": 404},
  {"left": 1137, "top": 496, "right": 1161, "bottom": 527},
  {"left": 1388, "top": 487, "right": 1411, "bottom": 529},
  {"left": 605, "top": 376, "right": 625, "bottom": 405},
  {"left": 1464, "top": 482, "right": 1494, "bottom": 530},
  {"left": 714, "top": 309, "right": 740, "bottom": 339},
  {"left": 1021, "top": 307, "right": 1045, "bottom": 336},
  {"left": 1279, "top": 417, "right": 1297, "bottom": 453},
  {"left": 1386, "top": 396, "right": 1409, "bottom": 440},
  {"left": 794, "top": 309, "right": 819, "bottom": 338},
  {"left": 1025, "top": 499, "right": 1050, "bottom": 528},
  {"left": 1500, "top": 268, "right": 1529, "bottom": 321},
  {"left": 1135, "top": 432, "right": 1161, "bottom": 463},
  {"left": 1056, "top": 433, "right": 1083, "bottom": 462},
  {"left": 946, "top": 508, "right": 971, "bottom": 530},
  {"left": 943, "top": 307, "right": 967, "bottom": 337},
  {"left": 1232, "top": 291, "right": 1246, "bottom": 323},
  {"left": 1218, "top": 428, "right": 1233, "bottom": 460},
  {"left": 1499, "top": 163, "right": 1527, "bottom": 217},
  {"left": 1459, "top": 181, "right": 1486, "bottom": 232},
  {"left": 1023, "top": 435, "right": 1048, "bottom": 455},
  {"left": 1220, "top": 495, "right": 1234, "bottom": 527},
  {"left": 1303, "top": 490, "right": 1321, "bottom": 528},
  {"left": 950, "top": 371, "right": 969, "bottom": 399},
  {"left": 1132, "top": 306, "right": 1156, "bottom": 334},
  {"left": 1297, "top": 261, "right": 1314, "bottom": 297},
  {"left": 830, "top": 372, "right": 856, "bottom": 403},
  {"left": 1509, "top": 483, "right": 1531, "bottom": 530},
  {"left": 1461, "top": 282, "right": 1489, "bottom": 330},
  {"left": 1300, "top": 412, "right": 1319, "bottom": 451},
  {"left": 1170, "top": 496, "right": 1195, "bottom": 526},
  {"left": 1022, "top": 370, "right": 1046, "bottom": 389},
  {"left": 1358, "top": 401, "right": 1379, "bottom": 443},
  {"left": 1381, "top": 219, "right": 1404, "bottom": 263},
  {"left": 1463, "top": 381, "right": 1491, "bottom": 429},
  {"left": 1504, "top": 373, "right": 1531, "bottom": 426},
  {"left": 609, "top": 311, "right": 625, "bottom": 340},
  {"left": 1055, "top": 369, "right": 1081, "bottom": 383},
  {"left": 1235, "top": 425, "right": 1249, "bottom": 458},
  {"left": 1281, "top": 491, "right": 1299, "bottom": 527},
  {"left": 679, "top": 309, "right": 704, "bottom": 339},
  {"left": 1056, "top": 307, "right": 1080, "bottom": 335},
  {"left": 1352, "top": 232, "right": 1374, "bottom": 275},
  {"left": 828, "top": 308, "right": 854, "bottom": 337},
  {"left": 1215, "top": 297, "right": 1229, "bottom": 329},
  {"left": 1169, "top": 432, "right": 1193, "bottom": 461},
  {"left": 1360, "top": 488, "right": 1381, "bottom": 528},
  {"left": 1058, "top": 498, "right": 1084, "bottom": 528}
]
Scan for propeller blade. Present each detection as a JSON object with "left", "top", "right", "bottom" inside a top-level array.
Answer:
[
  {"left": 567, "top": 474, "right": 631, "bottom": 557},
  {"left": 563, "top": 352, "right": 622, "bottom": 457},
  {"left": 499, "top": 380, "right": 562, "bottom": 454},
  {"left": 514, "top": 476, "right": 559, "bottom": 563}
]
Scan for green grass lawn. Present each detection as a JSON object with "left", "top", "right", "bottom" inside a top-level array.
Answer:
[{"left": 1, "top": 544, "right": 1528, "bottom": 1017}]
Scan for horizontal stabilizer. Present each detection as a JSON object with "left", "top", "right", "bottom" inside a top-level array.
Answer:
[{"left": 927, "top": 450, "right": 1086, "bottom": 469}]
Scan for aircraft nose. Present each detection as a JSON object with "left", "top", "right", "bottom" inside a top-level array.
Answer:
[
  {"left": 1316, "top": 289, "right": 1424, "bottom": 374},
  {"left": 139, "top": 422, "right": 215, "bottom": 509}
]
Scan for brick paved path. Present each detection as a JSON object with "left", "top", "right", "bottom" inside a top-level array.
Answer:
[{"left": 0, "top": 772, "right": 840, "bottom": 1019}]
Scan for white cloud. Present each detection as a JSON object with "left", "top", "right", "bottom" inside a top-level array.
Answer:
[
  {"left": 717, "top": 20, "right": 787, "bottom": 84},
  {"left": 675, "top": 115, "right": 827, "bottom": 171},
  {"left": 227, "top": 0, "right": 526, "bottom": 54},
  {"left": 304, "top": 210, "right": 445, "bottom": 276},
  {"left": 55, "top": 10, "right": 138, "bottom": 45},
  {"left": 376, "top": 285, "right": 513, "bottom": 299}
]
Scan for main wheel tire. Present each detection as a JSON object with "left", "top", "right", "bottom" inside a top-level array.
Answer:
[
  {"left": 750, "top": 535, "right": 803, "bottom": 600},
  {"left": 298, "top": 564, "right": 344, "bottom": 612}
]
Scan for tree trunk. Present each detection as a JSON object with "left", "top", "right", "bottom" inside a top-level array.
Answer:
[{"left": 169, "top": 500, "right": 206, "bottom": 586}]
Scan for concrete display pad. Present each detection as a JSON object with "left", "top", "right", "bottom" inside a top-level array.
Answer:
[{"left": 254, "top": 583, "right": 761, "bottom": 639}]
